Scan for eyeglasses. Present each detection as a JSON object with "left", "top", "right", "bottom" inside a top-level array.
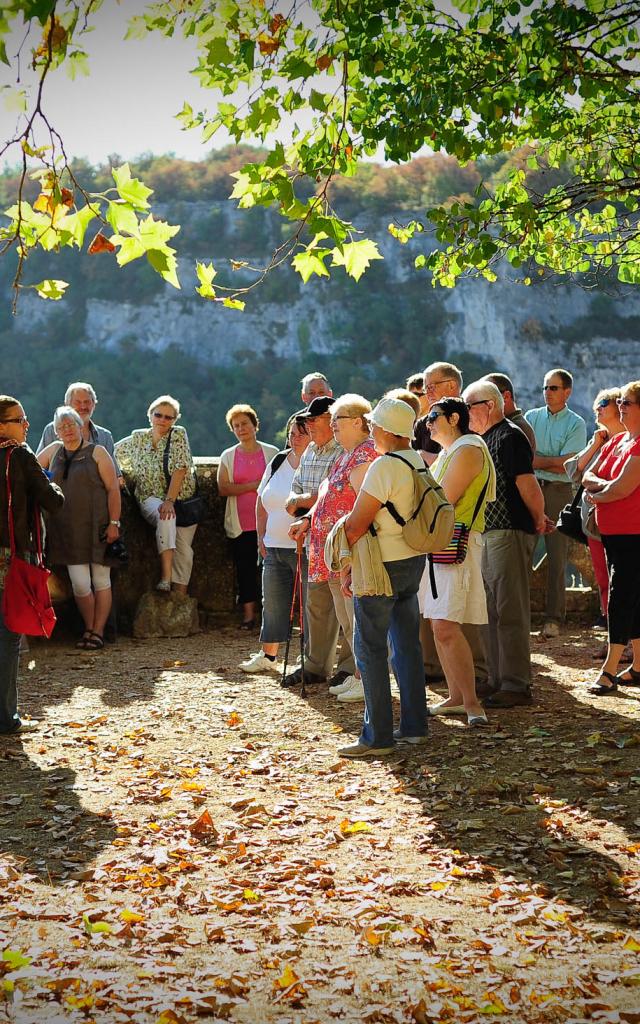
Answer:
[
  {"left": 330, "top": 415, "right": 353, "bottom": 424},
  {"left": 425, "top": 378, "right": 456, "bottom": 391},
  {"left": 426, "top": 410, "right": 445, "bottom": 423},
  {"left": 1, "top": 416, "right": 27, "bottom": 424},
  {"left": 466, "top": 400, "right": 490, "bottom": 410},
  {"left": 617, "top": 398, "right": 639, "bottom": 408},
  {"left": 153, "top": 412, "right": 176, "bottom": 421},
  {"left": 543, "top": 385, "right": 563, "bottom": 392}
]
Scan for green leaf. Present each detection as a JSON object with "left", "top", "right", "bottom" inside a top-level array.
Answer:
[
  {"left": 330, "top": 239, "right": 383, "bottom": 281},
  {"left": 112, "top": 236, "right": 146, "bottom": 266},
  {"left": 112, "top": 164, "right": 153, "bottom": 210},
  {"left": 106, "top": 202, "right": 139, "bottom": 236},
  {"left": 82, "top": 914, "right": 112, "bottom": 936},
  {"left": 292, "top": 249, "right": 330, "bottom": 283},
  {"left": 146, "top": 249, "right": 180, "bottom": 289},
  {"left": 195, "top": 260, "right": 217, "bottom": 299},
  {"left": 57, "top": 204, "right": 99, "bottom": 247},
  {"left": 31, "top": 279, "right": 69, "bottom": 301},
  {"left": 2, "top": 949, "right": 32, "bottom": 970},
  {"left": 222, "top": 297, "right": 246, "bottom": 310}
]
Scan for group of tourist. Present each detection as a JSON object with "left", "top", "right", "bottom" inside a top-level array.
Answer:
[{"left": 0, "top": 361, "right": 639, "bottom": 751}]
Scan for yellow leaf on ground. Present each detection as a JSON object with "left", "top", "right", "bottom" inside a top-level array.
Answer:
[{"left": 339, "top": 819, "right": 371, "bottom": 836}]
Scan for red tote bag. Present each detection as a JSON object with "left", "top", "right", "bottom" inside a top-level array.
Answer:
[{"left": 1, "top": 448, "right": 56, "bottom": 638}]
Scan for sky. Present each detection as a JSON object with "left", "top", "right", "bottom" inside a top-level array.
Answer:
[{"left": 0, "top": 1, "right": 248, "bottom": 167}]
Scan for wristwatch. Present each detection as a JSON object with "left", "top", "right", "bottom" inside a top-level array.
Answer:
[{"left": 109, "top": 519, "right": 120, "bottom": 527}]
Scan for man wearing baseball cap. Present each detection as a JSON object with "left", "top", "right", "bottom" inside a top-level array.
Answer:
[
  {"left": 337, "top": 397, "right": 428, "bottom": 758},
  {"left": 283, "top": 395, "right": 355, "bottom": 687}
]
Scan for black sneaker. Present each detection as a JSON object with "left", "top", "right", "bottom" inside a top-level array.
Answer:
[
  {"left": 281, "top": 668, "right": 325, "bottom": 688},
  {"left": 328, "top": 670, "right": 350, "bottom": 688}
]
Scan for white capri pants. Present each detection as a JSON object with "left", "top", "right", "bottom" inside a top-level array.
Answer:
[
  {"left": 68, "top": 563, "right": 111, "bottom": 598},
  {"left": 140, "top": 497, "right": 197, "bottom": 586}
]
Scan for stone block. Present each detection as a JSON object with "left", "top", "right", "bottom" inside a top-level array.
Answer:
[{"left": 133, "top": 591, "right": 200, "bottom": 639}]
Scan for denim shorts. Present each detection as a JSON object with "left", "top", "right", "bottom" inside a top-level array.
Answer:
[{"left": 261, "top": 546, "right": 308, "bottom": 644}]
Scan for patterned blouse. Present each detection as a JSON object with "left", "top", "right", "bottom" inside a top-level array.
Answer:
[
  {"left": 309, "top": 437, "right": 378, "bottom": 583},
  {"left": 115, "top": 427, "right": 196, "bottom": 506}
]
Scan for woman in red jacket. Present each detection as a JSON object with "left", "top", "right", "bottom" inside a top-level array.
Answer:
[
  {"left": 0, "top": 395, "right": 64, "bottom": 734},
  {"left": 583, "top": 380, "right": 640, "bottom": 694}
]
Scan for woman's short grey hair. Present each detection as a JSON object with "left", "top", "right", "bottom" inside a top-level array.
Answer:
[
  {"left": 147, "top": 394, "right": 181, "bottom": 421},
  {"left": 331, "top": 393, "right": 372, "bottom": 429},
  {"left": 54, "top": 406, "right": 83, "bottom": 431},
  {"left": 64, "top": 381, "right": 97, "bottom": 405}
]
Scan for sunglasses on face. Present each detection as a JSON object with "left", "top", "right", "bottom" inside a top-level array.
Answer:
[
  {"left": 596, "top": 399, "right": 611, "bottom": 409},
  {"left": 153, "top": 412, "right": 176, "bottom": 421},
  {"left": 617, "top": 398, "right": 639, "bottom": 408},
  {"left": 426, "top": 410, "right": 445, "bottom": 423},
  {"left": 543, "top": 385, "right": 563, "bottom": 392},
  {"left": 466, "top": 399, "right": 490, "bottom": 410}
]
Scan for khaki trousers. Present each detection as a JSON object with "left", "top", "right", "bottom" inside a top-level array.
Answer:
[
  {"left": 304, "top": 580, "right": 355, "bottom": 679},
  {"left": 482, "top": 529, "right": 536, "bottom": 694},
  {"left": 539, "top": 480, "right": 572, "bottom": 623}
]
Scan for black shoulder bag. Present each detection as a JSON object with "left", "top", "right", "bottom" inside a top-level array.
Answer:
[
  {"left": 556, "top": 486, "right": 587, "bottom": 545},
  {"left": 162, "top": 429, "right": 208, "bottom": 527}
]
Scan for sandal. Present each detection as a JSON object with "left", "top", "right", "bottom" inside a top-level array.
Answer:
[
  {"left": 82, "top": 631, "right": 104, "bottom": 650},
  {"left": 76, "top": 631, "right": 93, "bottom": 649},
  {"left": 617, "top": 667, "right": 640, "bottom": 687},
  {"left": 587, "top": 670, "right": 618, "bottom": 696}
]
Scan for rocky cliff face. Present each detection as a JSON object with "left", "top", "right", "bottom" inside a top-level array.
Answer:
[{"left": 12, "top": 201, "right": 640, "bottom": 421}]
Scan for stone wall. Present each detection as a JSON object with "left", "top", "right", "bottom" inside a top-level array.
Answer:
[{"left": 49, "top": 458, "right": 237, "bottom": 632}]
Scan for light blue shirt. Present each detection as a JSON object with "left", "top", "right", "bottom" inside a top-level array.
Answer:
[{"left": 524, "top": 405, "right": 588, "bottom": 483}]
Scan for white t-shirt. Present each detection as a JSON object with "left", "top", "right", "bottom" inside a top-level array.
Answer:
[
  {"left": 257, "top": 455, "right": 296, "bottom": 549},
  {"left": 361, "top": 447, "right": 426, "bottom": 562}
]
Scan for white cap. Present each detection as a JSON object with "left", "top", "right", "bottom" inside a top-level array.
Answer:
[{"left": 368, "top": 397, "right": 416, "bottom": 438}]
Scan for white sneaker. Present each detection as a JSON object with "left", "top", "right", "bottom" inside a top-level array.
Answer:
[
  {"left": 337, "top": 677, "right": 365, "bottom": 703},
  {"left": 329, "top": 673, "right": 356, "bottom": 695},
  {"left": 156, "top": 580, "right": 171, "bottom": 593},
  {"left": 240, "top": 651, "right": 279, "bottom": 674},
  {"left": 543, "top": 621, "right": 560, "bottom": 638}
]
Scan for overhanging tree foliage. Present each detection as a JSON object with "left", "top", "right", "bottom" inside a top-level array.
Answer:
[{"left": 1, "top": 0, "right": 639, "bottom": 307}]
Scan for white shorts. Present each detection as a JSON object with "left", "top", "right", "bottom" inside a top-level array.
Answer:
[{"left": 419, "top": 530, "right": 488, "bottom": 625}]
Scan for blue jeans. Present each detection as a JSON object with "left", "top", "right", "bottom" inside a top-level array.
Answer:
[
  {"left": 260, "top": 547, "right": 308, "bottom": 644},
  {"left": 354, "top": 556, "right": 427, "bottom": 747},
  {"left": 0, "top": 590, "right": 21, "bottom": 734}
]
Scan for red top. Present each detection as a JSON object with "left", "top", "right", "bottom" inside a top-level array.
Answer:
[
  {"left": 595, "top": 434, "right": 640, "bottom": 535},
  {"left": 309, "top": 438, "right": 378, "bottom": 582},
  {"left": 234, "top": 446, "right": 266, "bottom": 532}
]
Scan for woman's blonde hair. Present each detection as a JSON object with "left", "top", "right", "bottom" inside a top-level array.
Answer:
[
  {"left": 147, "top": 394, "right": 181, "bottom": 421},
  {"left": 622, "top": 380, "right": 640, "bottom": 403},
  {"left": 331, "top": 393, "right": 372, "bottom": 432},
  {"left": 226, "top": 404, "right": 259, "bottom": 430},
  {"left": 593, "top": 386, "right": 621, "bottom": 413},
  {"left": 384, "top": 387, "right": 421, "bottom": 418}
]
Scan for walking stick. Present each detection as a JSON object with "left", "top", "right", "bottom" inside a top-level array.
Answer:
[
  {"left": 281, "top": 550, "right": 300, "bottom": 687},
  {"left": 297, "top": 534, "right": 306, "bottom": 699}
]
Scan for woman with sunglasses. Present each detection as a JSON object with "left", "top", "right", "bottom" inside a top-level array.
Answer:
[
  {"left": 564, "top": 388, "right": 623, "bottom": 626},
  {"left": 115, "top": 395, "right": 198, "bottom": 594},
  {"left": 38, "top": 406, "right": 122, "bottom": 649},
  {"left": 0, "top": 395, "right": 64, "bottom": 732},
  {"left": 418, "top": 397, "right": 495, "bottom": 727},
  {"left": 582, "top": 381, "right": 640, "bottom": 694}
]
